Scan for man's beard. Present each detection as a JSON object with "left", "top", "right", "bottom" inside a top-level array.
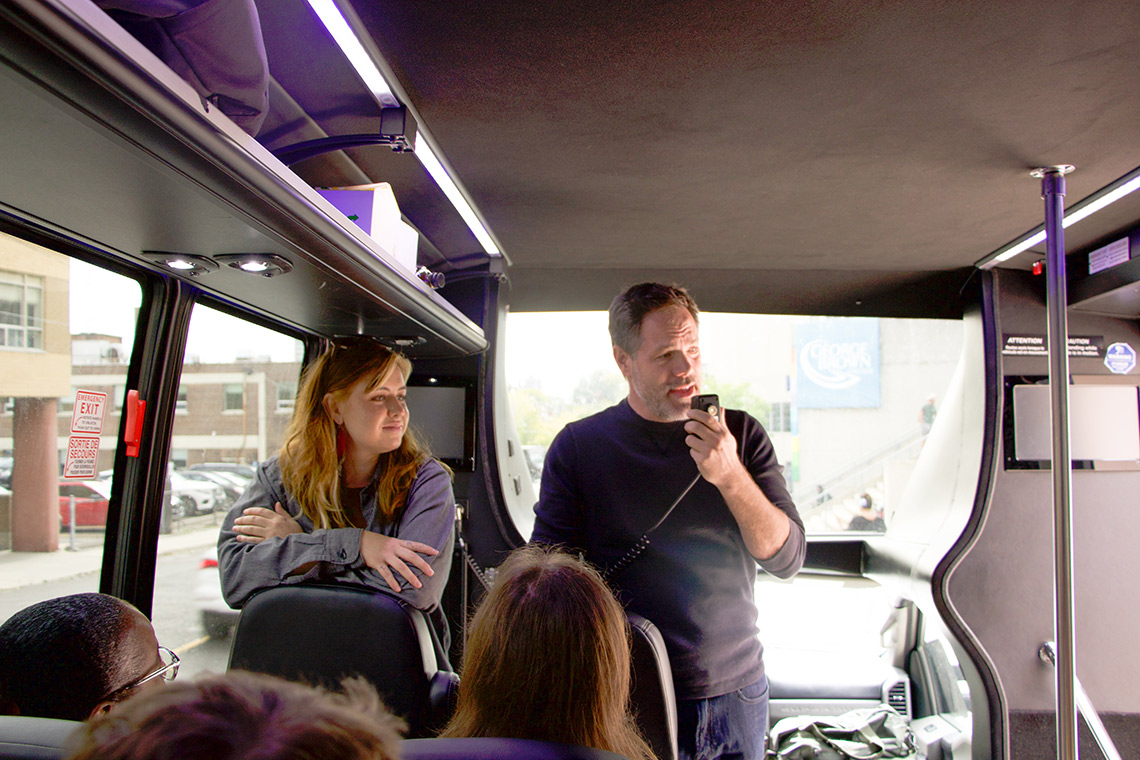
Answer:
[{"left": 629, "top": 367, "right": 697, "bottom": 422}]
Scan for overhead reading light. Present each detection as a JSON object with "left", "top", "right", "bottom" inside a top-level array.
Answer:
[
  {"left": 305, "top": 0, "right": 501, "bottom": 256},
  {"left": 214, "top": 253, "right": 294, "bottom": 277},
  {"left": 142, "top": 251, "right": 218, "bottom": 276},
  {"left": 977, "top": 165, "right": 1140, "bottom": 269}
]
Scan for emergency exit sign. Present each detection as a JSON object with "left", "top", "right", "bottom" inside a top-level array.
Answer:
[{"left": 70, "top": 389, "right": 107, "bottom": 434}]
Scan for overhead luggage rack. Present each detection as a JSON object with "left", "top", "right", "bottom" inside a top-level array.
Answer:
[{"left": 0, "top": 0, "right": 486, "bottom": 358}]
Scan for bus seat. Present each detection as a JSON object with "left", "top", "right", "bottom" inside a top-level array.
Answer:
[
  {"left": 0, "top": 716, "right": 81, "bottom": 759},
  {"left": 627, "top": 613, "right": 678, "bottom": 760},
  {"left": 402, "top": 737, "right": 633, "bottom": 760},
  {"left": 226, "top": 583, "right": 458, "bottom": 737}
]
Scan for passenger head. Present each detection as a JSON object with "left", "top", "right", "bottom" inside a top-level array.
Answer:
[
  {"left": 280, "top": 337, "right": 428, "bottom": 528},
  {"left": 64, "top": 671, "right": 403, "bottom": 760},
  {"left": 443, "top": 546, "right": 653, "bottom": 760},
  {"left": 608, "top": 281, "right": 700, "bottom": 356},
  {"left": 0, "top": 593, "right": 166, "bottom": 721}
]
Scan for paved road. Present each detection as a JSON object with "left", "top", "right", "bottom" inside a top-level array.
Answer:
[
  {"left": 151, "top": 547, "right": 234, "bottom": 680},
  {"left": 0, "top": 534, "right": 231, "bottom": 681}
]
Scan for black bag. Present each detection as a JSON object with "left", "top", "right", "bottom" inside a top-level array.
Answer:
[{"left": 768, "top": 706, "right": 918, "bottom": 759}]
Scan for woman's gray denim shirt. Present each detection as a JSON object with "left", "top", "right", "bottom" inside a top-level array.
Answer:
[{"left": 217, "top": 456, "right": 455, "bottom": 614}]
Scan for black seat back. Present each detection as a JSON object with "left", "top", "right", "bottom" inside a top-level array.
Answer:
[
  {"left": 0, "top": 716, "right": 81, "bottom": 760},
  {"left": 402, "top": 738, "right": 632, "bottom": 760},
  {"left": 627, "top": 613, "right": 678, "bottom": 760},
  {"left": 227, "top": 583, "right": 457, "bottom": 737}
]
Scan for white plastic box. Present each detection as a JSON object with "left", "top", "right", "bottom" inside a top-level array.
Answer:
[{"left": 316, "top": 182, "right": 419, "bottom": 274}]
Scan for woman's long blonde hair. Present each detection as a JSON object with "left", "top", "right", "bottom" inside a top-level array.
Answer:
[
  {"left": 278, "top": 339, "right": 426, "bottom": 529},
  {"left": 441, "top": 546, "right": 655, "bottom": 760}
]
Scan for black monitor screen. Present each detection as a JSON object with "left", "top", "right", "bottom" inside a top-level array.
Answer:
[{"left": 406, "top": 376, "right": 476, "bottom": 472}]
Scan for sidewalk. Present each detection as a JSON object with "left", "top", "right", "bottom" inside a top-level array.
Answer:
[{"left": 0, "top": 525, "right": 219, "bottom": 591}]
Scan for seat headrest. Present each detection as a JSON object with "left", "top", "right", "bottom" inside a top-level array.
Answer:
[
  {"left": 626, "top": 613, "right": 678, "bottom": 760},
  {"left": 0, "top": 715, "right": 82, "bottom": 760},
  {"left": 227, "top": 583, "right": 452, "bottom": 736}
]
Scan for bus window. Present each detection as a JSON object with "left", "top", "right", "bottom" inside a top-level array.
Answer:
[
  {"left": 151, "top": 303, "right": 302, "bottom": 680},
  {"left": 0, "top": 234, "right": 141, "bottom": 620},
  {"left": 506, "top": 311, "right": 964, "bottom": 537},
  {"left": 504, "top": 309, "right": 968, "bottom": 713}
]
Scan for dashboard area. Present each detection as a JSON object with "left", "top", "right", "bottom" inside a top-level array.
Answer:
[{"left": 766, "top": 648, "right": 912, "bottom": 723}]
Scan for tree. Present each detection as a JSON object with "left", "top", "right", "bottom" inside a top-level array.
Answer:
[
  {"left": 702, "top": 374, "right": 770, "bottom": 422},
  {"left": 509, "top": 387, "right": 567, "bottom": 447},
  {"left": 571, "top": 370, "right": 625, "bottom": 406}
]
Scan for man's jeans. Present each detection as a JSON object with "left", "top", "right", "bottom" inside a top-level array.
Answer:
[{"left": 677, "top": 675, "right": 770, "bottom": 760}]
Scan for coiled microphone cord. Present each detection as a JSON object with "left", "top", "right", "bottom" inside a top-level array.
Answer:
[{"left": 602, "top": 471, "right": 702, "bottom": 580}]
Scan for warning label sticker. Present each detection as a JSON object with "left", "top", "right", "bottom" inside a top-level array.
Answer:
[
  {"left": 63, "top": 436, "right": 102, "bottom": 479},
  {"left": 70, "top": 390, "right": 108, "bottom": 435},
  {"left": 1002, "top": 335, "right": 1103, "bottom": 358},
  {"left": 1104, "top": 342, "right": 1137, "bottom": 375}
]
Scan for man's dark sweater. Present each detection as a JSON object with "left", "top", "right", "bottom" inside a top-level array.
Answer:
[{"left": 531, "top": 399, "right": 805, "bottom": 699}]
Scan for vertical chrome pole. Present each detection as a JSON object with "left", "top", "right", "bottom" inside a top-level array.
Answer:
[{"left": 1033, "top": 164, "right": 1078, "bottom": 760}]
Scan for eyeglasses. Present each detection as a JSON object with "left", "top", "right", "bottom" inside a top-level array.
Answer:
[{"left": 100, "top": 645, "right": 180, "bottom": 703}]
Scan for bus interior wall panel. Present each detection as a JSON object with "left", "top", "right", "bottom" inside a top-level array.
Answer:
[
  {"left": 861, "top": 297, "right": 1001, "bottom": 758},
  {"left": 947, "top": 269, "right": 1140, "bottom": 726},
  {"left": 936, "top": 275, "right": 1008, "bottom": 760},
  {"left": 458, "top": 275, "right": 526, "bottom": 574},
  {"left": 1010, "top": 711, "right": 1140, "bottom": 759}
]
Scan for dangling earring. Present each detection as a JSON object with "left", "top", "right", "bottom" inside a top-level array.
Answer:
[{"left": 336, "top": 425, "right": 347, "bottom": 458}]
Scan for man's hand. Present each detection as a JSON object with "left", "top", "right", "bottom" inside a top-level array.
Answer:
[
  {"left": 684, "top": 408, "right": 747, "bottom": 488},
  {"left": 234, "top": 502, "right": 303, "bottom": 543},
  {"left": 684, "top": 408, "right": 792, "bottom": 560},
  {"left": 359, "top": 532, "right": 438, "bottom": 593}
]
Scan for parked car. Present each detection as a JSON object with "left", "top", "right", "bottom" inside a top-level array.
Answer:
[
  {"left": 187, "top": 462, "right": 256, "bottom": 486},
  {"left": 194, "top": 545, "right": 238, "bottom": 638},
  {"left": 167, "top": 471, "right": 225, "bottom": 516},
  {"left": 175, "top": 469, "right": 241, "bottom": 510},
  {"left": 58, "top": 480, "right": 112, "bottom": 527}
]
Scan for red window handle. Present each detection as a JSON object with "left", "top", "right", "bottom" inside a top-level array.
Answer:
[{"left": 123, "top": 390, "right": 146, "bottom": 458}]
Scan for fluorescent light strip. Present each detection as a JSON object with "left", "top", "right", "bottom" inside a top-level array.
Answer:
[
  {"left": 306, "top": 0, "right": 397, "bottom": 106},
  {"left": 984, "top": 170, "right": 1140, "bottom": 266},
  {"left": 306, "top": 0, "right": 499, "bottom": 255},
  {"left": 993, "top": 231, "right": 1046, "bottom": 263},
  {"left": 1060, "top": 174, "right": 1140, "bottom": 227},
  {"left": 414, "top": 138, "right": 500, "bottom": 255}
]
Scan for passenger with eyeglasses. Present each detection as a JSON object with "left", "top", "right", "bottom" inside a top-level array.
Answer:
[{"left": 0, "top": 593, "right": 177, "bottom": 720}]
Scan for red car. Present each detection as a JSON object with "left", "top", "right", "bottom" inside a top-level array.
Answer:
[{"left": 58, "top": 480, "right": 112, "bottom": 527}]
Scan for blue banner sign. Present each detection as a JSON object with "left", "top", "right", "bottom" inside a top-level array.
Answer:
[{"left": 795, "top": 319, "right": 881, "bottom": 408}]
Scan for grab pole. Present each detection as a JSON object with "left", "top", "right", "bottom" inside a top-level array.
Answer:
[{"left": 1033, "top": 164, "right": 1078, "bottom": 760}]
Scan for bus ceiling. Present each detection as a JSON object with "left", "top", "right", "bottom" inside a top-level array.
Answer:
[
  {"left": 4, "top": 0, "right": 1140, "bottom": 325},
  {"left": 241, "top": 0, "right": 1140, "bottom": 317}
]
